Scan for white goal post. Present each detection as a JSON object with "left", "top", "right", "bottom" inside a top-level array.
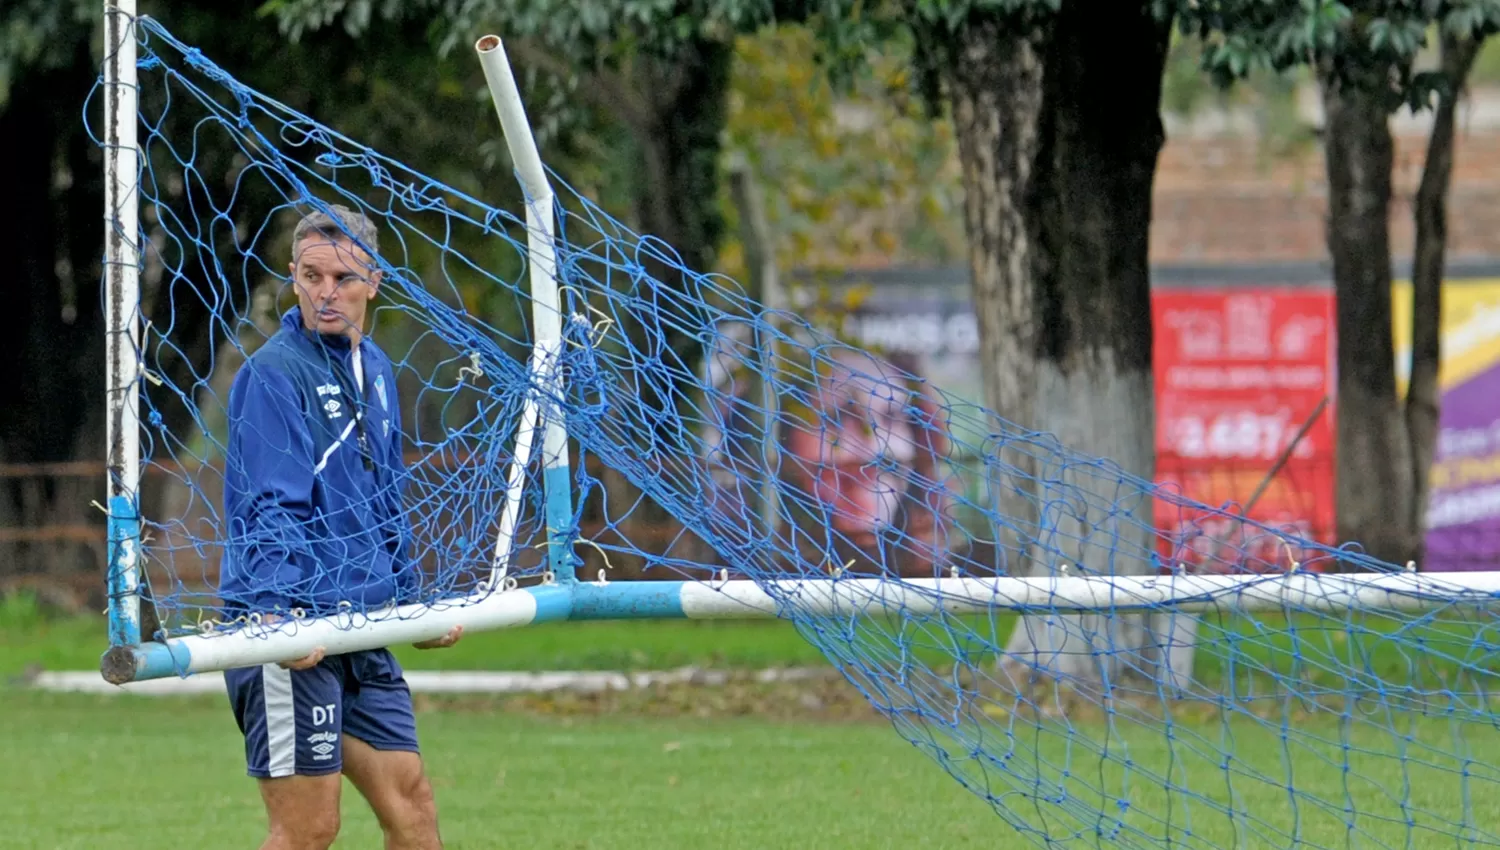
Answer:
[{"left": 106, "top": 568, "right": 1500, "bottom": 683}]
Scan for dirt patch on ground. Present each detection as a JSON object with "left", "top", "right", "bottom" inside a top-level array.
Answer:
[
  {"left": 412, "top": 667, "right": 890, "bottom": 723},
  {"left": 410, "top": 663, "right": 1450, "bottom": 729}
]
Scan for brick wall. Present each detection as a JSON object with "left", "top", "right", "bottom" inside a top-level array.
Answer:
[{"left": 1152, "top": 124, "right": 1500, "bottom": 266}]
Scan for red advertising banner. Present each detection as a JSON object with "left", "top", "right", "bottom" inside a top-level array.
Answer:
[{"left": 1152, "top": 288, "right": 1337, "bottom": 572}]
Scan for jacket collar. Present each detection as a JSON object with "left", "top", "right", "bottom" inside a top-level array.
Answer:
[{"left": 282, "top": 306, "right": 360, "bottom": 353}]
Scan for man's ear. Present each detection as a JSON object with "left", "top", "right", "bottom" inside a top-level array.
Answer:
[{"left": 367, "top": 270, "right": 382, "bottom": 300}]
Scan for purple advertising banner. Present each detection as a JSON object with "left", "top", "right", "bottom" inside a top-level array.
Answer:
[
  {"left": 1422, "top": 361, "right": 1500, "bottom": 570},
  {"left": 1394, "top": 279, "right": 1500, "bottom": 570}
]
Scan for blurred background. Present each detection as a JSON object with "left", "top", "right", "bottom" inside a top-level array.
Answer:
[{"left": 6, "top": 1, "right": 1500, "bottom": 613}]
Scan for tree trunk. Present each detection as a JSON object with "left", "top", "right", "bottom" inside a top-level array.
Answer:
[
  {"left": 727, "top": 158, "right": 785, "bottom": 546},
  {"left": 1408, "top": 36, "right": 1481, "bottom": 567},
  {"left": 946, "top": 14, "right": 1049, "bottom": 578},
  {"left": 948, "top": 2, "right": 1178, "bottom": 697},
  {"left": 605, "top": 40, "right": 735, "bottom": 563},
  {"left": 629, "top": 40, "right": 732, "bottom": 382},
  {"left": 1322, "top": 69, "right": 1419, "bottom": 566}
]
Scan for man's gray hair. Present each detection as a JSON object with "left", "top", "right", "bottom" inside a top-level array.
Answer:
[{"left": 291, "top": 203, "right": 379, "bottom": 261}]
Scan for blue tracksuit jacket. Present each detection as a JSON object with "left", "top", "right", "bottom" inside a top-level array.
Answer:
[{"left": 219, "top": 307, "right": 418, "bottom": 616}]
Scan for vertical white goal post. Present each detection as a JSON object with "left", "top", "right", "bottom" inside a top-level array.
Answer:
[{"left": 102, "top": 0, "right": 143, "bottom": 656}]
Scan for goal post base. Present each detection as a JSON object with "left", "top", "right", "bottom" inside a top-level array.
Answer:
[{"left": 100, "top": 570, "right": 1500, "bottom": 685}]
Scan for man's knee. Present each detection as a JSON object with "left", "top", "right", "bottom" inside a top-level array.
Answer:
[
  {"left": 266, "top": 811, "right": 340, "bottom": 850},
  {"left": 259, "top": 774, "right": 341, "bottom": 850},
  {"left": 405, "top": 770, "right": 437, "bottom": 810},
  {"left": 385, "top": 770, "right": 438, "bottom": 837}
]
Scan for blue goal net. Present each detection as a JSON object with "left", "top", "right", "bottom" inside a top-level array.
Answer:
[{"left": 92, "top": 14, "right": 1500, "bottom": 849}]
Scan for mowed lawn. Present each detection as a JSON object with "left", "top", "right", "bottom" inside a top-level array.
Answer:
[
  {"left": 5, "top": 689, "right": 1498, "bottom": 850},
  {"left": 1, "top": 690, "right": 1001, "bottom": 850}
]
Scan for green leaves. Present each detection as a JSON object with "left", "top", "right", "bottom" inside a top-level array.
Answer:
[
  {"left": 807, "top": 0, "right": 1058, "bottom": 93},
  {"left": 1173, "top": 0, "right": 1500, "bottom": 112},
  {"left": 718, "top": 26, "right": 964, "bottom": 280},
  {"left": 0, "top": 0, "right": 96, "bottom": 107},
  {"left": 256, "top": 0, "right": 407, "bottom": 42},
  {"left": 902, "top": 0, "right": 1058, "bottom": 28},
  {"left": 265, "top": 0, "right": 784, "bottom": 63},
  {"left": 1443, "top": 0, "right": 1500, "bottom": 37},
  {"left": 1366, "top": 16, "right": 1422, "bottom": 55},
  {"left": 1178, "top": 0, "right": 1343, "bottom": 84}
]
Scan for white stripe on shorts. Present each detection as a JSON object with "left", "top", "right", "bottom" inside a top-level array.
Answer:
[{"left": 262, "top": 663, "right": 297, "bottom": 778}]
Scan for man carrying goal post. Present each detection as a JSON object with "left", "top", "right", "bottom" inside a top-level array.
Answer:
[{"left": 219, "top": 204, "right": 462, "bottom": 850}]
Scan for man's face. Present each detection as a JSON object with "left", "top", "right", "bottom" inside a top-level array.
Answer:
[{"left": 289, "top": 235, "right": 381, "bottom": 341}]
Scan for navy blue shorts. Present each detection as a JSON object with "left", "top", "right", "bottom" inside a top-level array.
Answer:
[{"left": 223, "top": 648, "right": 419, "bottom": 779}]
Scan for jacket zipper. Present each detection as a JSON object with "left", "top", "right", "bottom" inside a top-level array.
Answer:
[{"left": 350, "top": 346, "right": 376, "bottom": 475}]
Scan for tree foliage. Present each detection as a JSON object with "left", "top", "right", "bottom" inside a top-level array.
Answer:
[
  {"left": 717, "top": 25, "right": 964, "bottom": 282},
  {"left": 264, "top": 0, "right": 782, "bottom": 317},
  {"left": 266, "top": 0, "right": 781, "bottom": 60},
  {"left": 800, "top": 1, "right": 1500, "bottom": 115},
  {"left": 1160, "top": 34, "right": 1319, "bottom": 166},
  {"left": 1177, "top": 0, "right": 1500, "bottom": 104},
  {"left": 0, "top": 0, "right": 97, "bottom": 107}
]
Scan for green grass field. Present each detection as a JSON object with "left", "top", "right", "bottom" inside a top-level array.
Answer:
[
  {"left": 3, "top": 690, "right": 1003, "bottom": 849},
  {"left": 4, "top": 597, "right": 1499, "bottom": 849},
  {"left": 7, "top": 687, "right": 1496, "bottom": 849}
]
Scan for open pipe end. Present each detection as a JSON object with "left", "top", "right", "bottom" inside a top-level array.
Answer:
[
  {"left": 99, "top": 644, "right": 140, "bottom": 686},
  {"left": 475, "top": 34, "right": 501, "bottom": 53}
]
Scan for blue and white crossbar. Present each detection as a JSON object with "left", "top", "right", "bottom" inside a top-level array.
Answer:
[{"left": 100, "top": 570, "right": 1500, "bottom": 684}]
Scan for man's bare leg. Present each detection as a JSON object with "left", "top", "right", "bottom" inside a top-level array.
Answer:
[
  {"left": 257, "top": 772, "right": 342, "bottom": 850},
  {"left": 342, "top": 733, "right": 442, "bottom": 850}
]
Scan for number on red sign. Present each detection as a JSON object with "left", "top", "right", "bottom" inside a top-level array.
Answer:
[{"left": 1170, "top": 412, "right": 1305, "bottom": 460}]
